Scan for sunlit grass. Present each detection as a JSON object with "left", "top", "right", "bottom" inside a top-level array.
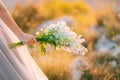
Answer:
[
  {"left": 95, "top": 5, "right": 120, "bottom": 38},
  {"left": 81, "top": 52, "right": 120, "bottom": 80},
  {"left": 32, "top": 50, "right": 75, "bottom": 80}
]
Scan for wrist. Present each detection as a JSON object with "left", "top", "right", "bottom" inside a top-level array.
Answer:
[{"left": 17, "top": 32, "right": 25, "bottom": 39}]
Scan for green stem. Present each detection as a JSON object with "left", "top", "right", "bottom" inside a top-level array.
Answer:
[
  {"left": 8, "top": 37, "right": 48, "bottom": 49},
  {"left": 8, "top": 41, "right": 24, "bottom": 49}
]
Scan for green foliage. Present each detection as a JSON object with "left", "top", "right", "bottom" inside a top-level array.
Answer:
[{"left": 38, "top": 43, "right": 46, "bottom": 55}]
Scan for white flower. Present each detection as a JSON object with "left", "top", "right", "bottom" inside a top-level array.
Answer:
[
  {"left": 76, "top": 35, "right": 85, "bottom": 43},
  {"left": 69, "top": 31, "right": 77, "bottom": 40},
  {"left": 57, "top": 21, "right": 66, "bottom": 26},
  {"left": 64, "top": 26, "right": 71, "bottom": 32},
  {"left": 36, "top": 32, "right": 39, "bottom": 35},
  {"left": 73, "top": 48, "right": 80, "bottom": 54},
  {"left": 80, "top": 47, "right": 88, "bottom": 55},
  {"left": 38, "top": 21, "right": 88, "bottom": 55}
]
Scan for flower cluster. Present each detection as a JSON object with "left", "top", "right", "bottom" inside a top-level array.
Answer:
[
  {"left": 8, "top": 21, "right": 88, "bottom": 55},
  {"left": 36, "top": 21, "right": 88, "bottom": 55}
]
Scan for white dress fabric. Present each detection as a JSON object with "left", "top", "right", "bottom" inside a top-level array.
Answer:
[{"left": 0, "top": 18, "right": 48, "bottom": 80}]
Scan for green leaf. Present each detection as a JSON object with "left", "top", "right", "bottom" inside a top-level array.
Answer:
[{"left": 39, "top": 43, "right": 46, "bottom": 55}]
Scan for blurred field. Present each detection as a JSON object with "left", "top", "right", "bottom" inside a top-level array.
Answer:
[{"left": 11, "top": 0, "right": 120, "bottom": 80}]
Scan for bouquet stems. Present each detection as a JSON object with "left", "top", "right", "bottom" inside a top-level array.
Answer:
[
  {"left": 8, "top": 41, "right": 24, "bottom": 49},
  {"left": 8, "top": 37, "right": 46, "bottom": 49}
]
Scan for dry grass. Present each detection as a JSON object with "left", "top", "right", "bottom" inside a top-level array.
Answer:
[
  {"left": 32, "top": 50, "right": 75, "bottom": 80},
  {"left": 81, "top": 53, "right": 120, "bottom": 80}
]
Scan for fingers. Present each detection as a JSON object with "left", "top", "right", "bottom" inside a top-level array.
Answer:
[
  {"left": 24, "top": 36, "right": 36, "bottom": 45},
  {"left": 32, "top": 37, "right": 36, "bottom": 43}
]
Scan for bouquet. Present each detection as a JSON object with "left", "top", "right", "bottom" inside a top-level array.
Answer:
[{"left": 8, "top": 21, "right": 88, "bottom": 55}]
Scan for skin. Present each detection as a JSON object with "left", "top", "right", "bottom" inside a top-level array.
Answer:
[{"left": 0, "top": 1, "right": 36, "bottom": 45}]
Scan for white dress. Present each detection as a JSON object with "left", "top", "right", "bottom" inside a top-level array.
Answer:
[{"left": 0, "top": 18, "right": 48, "bottom": 80}]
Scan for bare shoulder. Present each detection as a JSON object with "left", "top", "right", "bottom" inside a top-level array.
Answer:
[
  {"left": 0, "top": 1, "right": 1, "bottom": 9},
  {"left": 0, "top": 1, "right": 4, "bottom": 9},
  {"left": 0, "top": 1, "right": 3, "bottom": 14},
  {"left": 0, "top": 2, "right": 2, "bottom": 9}
]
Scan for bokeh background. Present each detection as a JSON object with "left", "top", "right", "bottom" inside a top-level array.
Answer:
[{"left": 3, "top": 0, "right": 120, "bottom": 80}]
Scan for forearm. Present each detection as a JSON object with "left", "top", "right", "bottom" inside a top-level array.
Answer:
[{"left": 0, "top": 2, "right": 25, "bottom": 38}]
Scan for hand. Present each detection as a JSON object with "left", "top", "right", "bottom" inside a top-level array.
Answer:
[{"left": 19, "top": 33, "right": 36, "bottom": 45}]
